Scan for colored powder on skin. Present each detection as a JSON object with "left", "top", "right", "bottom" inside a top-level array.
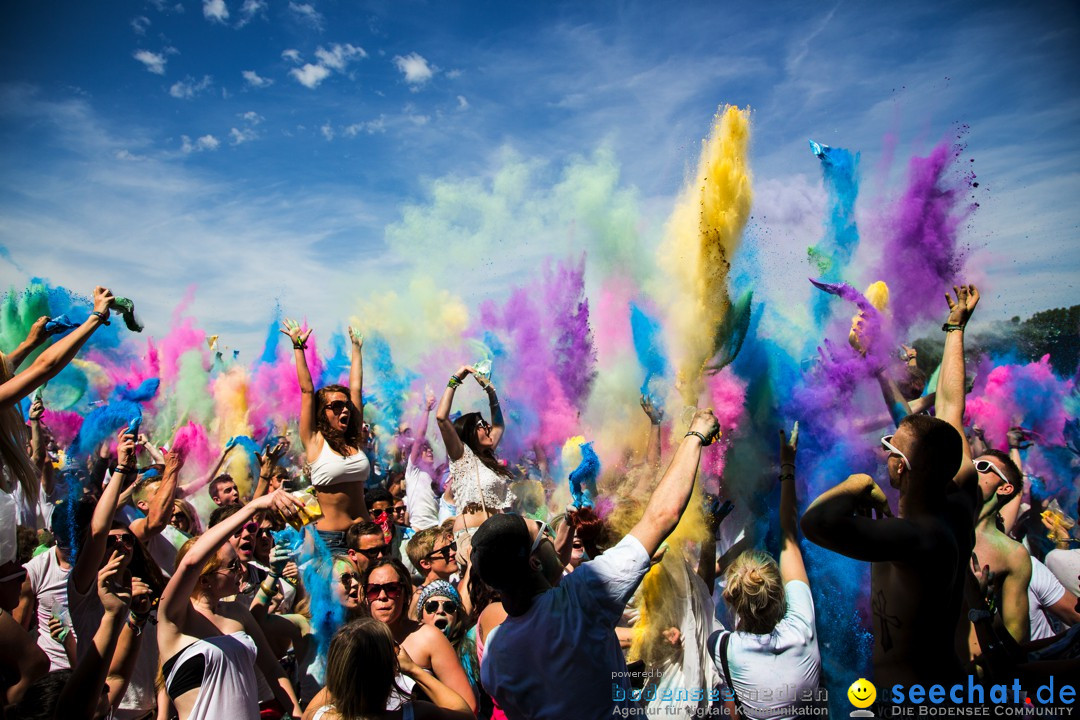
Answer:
[
  {"left": 41, "top": 409, "right": 83, "bottom": 448},
  {"left": 869, "top": 140, "right": 974, "bottom": 334},
  {"left": 544, "top": 256, "right": 597, "bottom": 410},
  {"left": 630, "top": 301, "right": 670, "bottom": 399},
  {"left": 807, "top": 142, "right": 861, "bottom": 328},
  {"left": 966, "top": 355, "right": 1073, "bottom": 449},
  {"left": 659, "top": 105, "right": 753, "bottom": 404}
]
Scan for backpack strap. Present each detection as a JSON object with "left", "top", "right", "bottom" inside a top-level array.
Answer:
[{"left": 718, "top": 631, "right": 746, "bottom": 719}]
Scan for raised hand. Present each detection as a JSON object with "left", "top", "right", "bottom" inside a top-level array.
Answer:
[
  {"left": 348, "top": 326, "right": 363, "bottom": 349},
  {"left": 945, "top": 284, "right": 980, "bottom": 327},
  {"left": 28, "top": 396, "right": 44, "bottom": 421},
  {"left": 853, "top": 474, "right": 893, "bottom": 518},
  {"left": 780, "top": 422, "right": 798, "bottom": 468},
  {"left": 93, "top": 286, "right": 115, "bottom": 317},
  {"left": 164, "top": 447, "right": 185, "bottom": 474},
  {"left": 425, "top": 387, "right": 436, "bottom": 411},
  {"left": 116, "top": 429, "right": 137, "bottom": 469},
  {"left": 26, "top": 316, "right": 50, "bottom": 348},
  {"left": 688, "top": 409, "right": 720, "bottom": 445},
  {"left": 98, "top": 551, "right": 133, "bottom": 616},
  {"left": 280, "top": 318, "right": 312, "bottom": 349},
  {"left": 130, "top": 576, "right": 152, "bottom": 615},
  {"left": 640, "top": 394, "right": 664, "bottom": 425}
]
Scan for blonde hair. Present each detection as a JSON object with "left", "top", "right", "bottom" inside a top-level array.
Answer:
[
  {"left": 0, "top": 353, "right": 40, "bottom": 502},
  {"left": 722, "top": 550, "right": 786, "bottom": 634},
  {"left": 175, "top": 537, "right": 225, "bottom": 598}
]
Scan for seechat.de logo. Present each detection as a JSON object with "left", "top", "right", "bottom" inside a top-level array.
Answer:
[{"left": 848, "top": 678, "right": 878, "bottom": 718}]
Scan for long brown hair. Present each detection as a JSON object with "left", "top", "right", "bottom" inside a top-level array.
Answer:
[
  {"left": 315, "top": 384, "right": 363, "bottom": 456},
  {"left": 0, "top": 352, "right": 39, "bottom": 502},
  {"left": 453, "top": 412, "right": 512, "bottom": 480},
  {"left": 325, "top": 618, "right": 407, "bottom": 719}
]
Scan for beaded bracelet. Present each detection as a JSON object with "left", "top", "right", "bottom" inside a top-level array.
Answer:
[
  {"left": 90, "top": 310, "right": 110, "bottom": 325},
  {"left": 447, "top": 375, "right": 463, "bottom": 389},
  {"left": 685, "top": 430, "right": 713, "bottom": 446},
  {"left": 942, "top": 322, "right": 966, "bottom": 333}
]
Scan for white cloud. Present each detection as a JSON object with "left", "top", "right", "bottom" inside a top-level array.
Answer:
[
  {"left": 290, "top": 63, "right": 331, "bottom": 89},
  {"left": 241, "top": 70, "right": 273, "bottom": 88},
  {"left": 343, "top": 117, "right": 386, "bottom": 136},
  {"left": 131, "top": 16, "right": 150, "bottom": 35},
  {"left": 281, "top": 49, "right": 301, "bottom": 63},
  {"left": 180, "top": 134, "right": 220, "bottom": 153},
  {"left": 229, "top": 127, "right": 257, "bottom": 144},
  {"left": 320, "top": 123, "right": 334, "bottom": 141},
  {"left": 393, "top": 52, "right": 435, "bottom": 88},
  {"left": 445, "top": 69, "right": 462, "bottom": 79},
  {"left": 237, "top": 0, "right": 265, "bottom": 26},
  {"left": 314, "top": 43, "right": 366, "bottom": 71},
  {"left": 456, "top": 95, "right": 469, "bottom": 110},
  {"left": 133, "top": 50, "right": 167, "bottom": 75},
  {"left": 169, "top": 75, "right": 213, "bottom": 99},
  {"left": 203, "top": 0, "right": 229, "bottom": 23},
  {"left": 240, "top": 111, "right": 263, "bottom": 124},
  {"left": 288, "top": 44, "right": 366, "bottom": 89},
  {"left": 288, "top": 2, "right": 323, "bottom": 29}
]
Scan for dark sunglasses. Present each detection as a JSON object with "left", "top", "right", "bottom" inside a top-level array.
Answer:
[
  {"left": 233, "top": 521, "right": 259, "bottom": 538},
  {"left": 339, "top": 571, "right": 360, "bottom": 587},
  {"left": 424, "top": 599, "right": 458, "bottom": 615},
  {"left": 425, "top": 543, "right": 457, "bottom": 562},
  {"left": 392, "top": 506, "right": 407, "bottom": 515},
  {"left": 215, "top": 558, "right": 242, "bottom": 575},
  {"left": 356, "top": 544, "right": 390, "bottom": 560},
  {"left": 371, "top": 509, "right": 389, "bottom": 519},
  {"left": 106, "top": 533, "right": 134, "bottom": 548},
  {"left": 365, "top": 581, "right": 403, "bottom": 601},
  {"left": 325, "top": 400, "right": 349, "bottom": 414}
]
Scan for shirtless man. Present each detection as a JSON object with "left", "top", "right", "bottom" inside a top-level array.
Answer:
[
  {"left": 969, "top": 450, "right": 1030, "bottom": 655},
  {"left": 801, "top": 286, "right": 983, "bottom": 689}
]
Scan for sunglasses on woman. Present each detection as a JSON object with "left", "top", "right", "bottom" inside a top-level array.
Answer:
[
  {"left": 215, "top": 558, "right": 242, "bottom": 575},
  {"left": 365, "top": 581, "right": 403, "bottom": 601},
  {"left": 106, "top": 532, "right": 135, "bottom": 549},
  {"left": 325, "top": 400, "right": 349, "bottom": 414},
  {"left": 339, "top": 571, "right": 360, "bottom": 587},
  {"left": 475, "top": 419, "right": 492, "bottom": 432},
  {"left": 424, "top": 599, "right": 458, "bottom": 615},
  {"left": 233, "top": 521, "right": 259, "bottom": 538}
]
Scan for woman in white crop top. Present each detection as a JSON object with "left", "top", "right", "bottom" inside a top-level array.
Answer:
[
  {"left": 435, "top": 365, "right": 515, "bottom": 533},
  {"left": 157, "top": 489, "right": 305, "bottom": 720},
  {"left": 283, "top": 321, "right": 371, "bottom": 546}
]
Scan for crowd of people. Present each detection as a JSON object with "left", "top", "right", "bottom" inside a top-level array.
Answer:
[{"left": 0, "top": 282, "right": 1078, "bottom": 720}]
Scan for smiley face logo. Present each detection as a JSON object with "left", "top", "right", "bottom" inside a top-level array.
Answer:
[{"left": 848, "top": 678, "right": 876, "bottom": 708}]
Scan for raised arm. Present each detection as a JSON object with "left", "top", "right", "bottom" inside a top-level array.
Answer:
[
  {"left": 475, "top": 374, "right": 505, "bottom": 450},
  {"left": 281, "top": 318, "right": 316, "bottom": 451},
  {"left": 71, "top": 431, "right": 137, "bottom": 596},
  {"left": 132, "top": 450, "right": 184, "bottom": 544},
  {"left": 0, "top": 287, "right": 113, "bottom": 409},
  {"left": 630, "top": 410, "right": 719, "bottom": 557},
  {"left": 436, "top": 366, "right": 471, "bottom": 461},
  {"left": 4, "top": 317, "right": 49, "bottom": 372},
  {"left": 409, "top": 390, "right": 437, "bottom": 466},
  {"left": 158, "top": 490, "right": 303, "bottom": 628},
  {"left": 937, "top": 285, "right": 980, "bottom": 487},
  {"left": 251, "top": 439, "right": 288, "bottom": 502},
  {"left": 175, "top": 442, "right": 235, "bottom": 499},
  {"left": 641, "top": 395, "right": 664, "bottom": 468},
  {"left": 778, "top": 425, "right": 809, "bottom": 585},
  {"left": 60, "top": 553, "right": 132, "bottom": 720},
  {"left": 348, "top": 326, "right": 364, "bottom": 417}
]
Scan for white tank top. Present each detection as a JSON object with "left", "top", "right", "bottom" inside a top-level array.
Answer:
[
  {"left": 309, "top": 438, "right": 371, "bottom": 488},
  {"left": 163, "top": 632, "right": 259, "bottom": 720}
]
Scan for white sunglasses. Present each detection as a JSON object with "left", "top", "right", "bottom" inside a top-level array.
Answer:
[{"left": 881, "top": 435, "right": 911, "bottom": 470}]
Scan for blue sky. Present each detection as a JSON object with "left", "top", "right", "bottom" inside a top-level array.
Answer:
[{"left": 1, "top": 1, "right": 1078, "bottom": 357}]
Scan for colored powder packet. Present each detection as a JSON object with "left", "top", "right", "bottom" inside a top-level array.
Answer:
[
  {"left": 110, "top": 297, "right": 143, "bottom": 332},
  {"left": 44, "top": 314, "right": 80, "bottom": 335}
]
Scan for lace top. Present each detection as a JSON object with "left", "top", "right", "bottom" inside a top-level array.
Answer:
[{"left": 449, "top": 445, "right": 515, "bottom": 512}]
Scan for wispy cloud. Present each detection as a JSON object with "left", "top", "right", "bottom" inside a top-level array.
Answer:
[
  {"left": 180, "top": 134, "right": 220, "bottom": 152},
  {"left": 203, "top": 0, "right": 229, "bottom": 23},
  {"left": 281, "top": 49, "right": 301, "bottom": 63},
  {"left": 169, "top": 75, "right": 213, "bottom": 99},
  {"left": 237, "top": 0, "right": 266, "bottom": 27},
  {"left": 133, "top": 50, "right": 168, "bottom": 75},
  {"left": 230, "top": 127, "right": 257, "bottom": 144},
  {"left": 288, "top": 44, "right": 366, "bottom": 89},
  {"left": 288, "top": 2, "right": 324, "bottom": 30},
  {"left": 343, "top": 116, "right": 387, "bottom": 136},
  {"left": 241, "top": 69, "right": 273, "bottom": 88},
  {"left": 320, "top": 123, "right": 334, "bottom": 140},
  {"left": 393, "top": 52, "right": 435, "bottom": 89},
  {"left": 131, "top": 16, "right": 151, "bottom": 35},
  {"left": 456, "top": 95, "right": 469, "bottom": 110}
]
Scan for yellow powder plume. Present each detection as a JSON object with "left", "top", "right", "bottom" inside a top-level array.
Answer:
[{"left": 659, "top": 105, "right": 753, "bottom": 406}]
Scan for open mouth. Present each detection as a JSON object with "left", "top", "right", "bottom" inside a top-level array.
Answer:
[
  {"left": 238, "top": 541, "right": 253, "bottom": 554},
  {"left": 434, "top": 618, "right": 449, "bottom": 630}
]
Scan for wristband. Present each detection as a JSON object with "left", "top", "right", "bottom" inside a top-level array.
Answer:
[
  {"left": 780, "top": 462, "right": 795, "bottom": 470},
  {"left": 779, "top": 473, "right": 795, "bottom": 482},
  {"left": 685, "top": 430, "right": 713, "bottom": 446},
  {"left": 115, "top": 465, "right": 138, "bottom": 475},
  {"left": 942, "top": 322, "right": 965, "bottom": 333},
  {"left": 967, "top": 608, "right": 992, "bottom": 623},
  {"left": 292, "top": 340, "right": 307, "bottom": 350},
  {"left": 447, "top": 375, "right": 463, "bottom": 389},
  {"left": 90, "top": 310, "right": 110, "bottom": 325}
]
